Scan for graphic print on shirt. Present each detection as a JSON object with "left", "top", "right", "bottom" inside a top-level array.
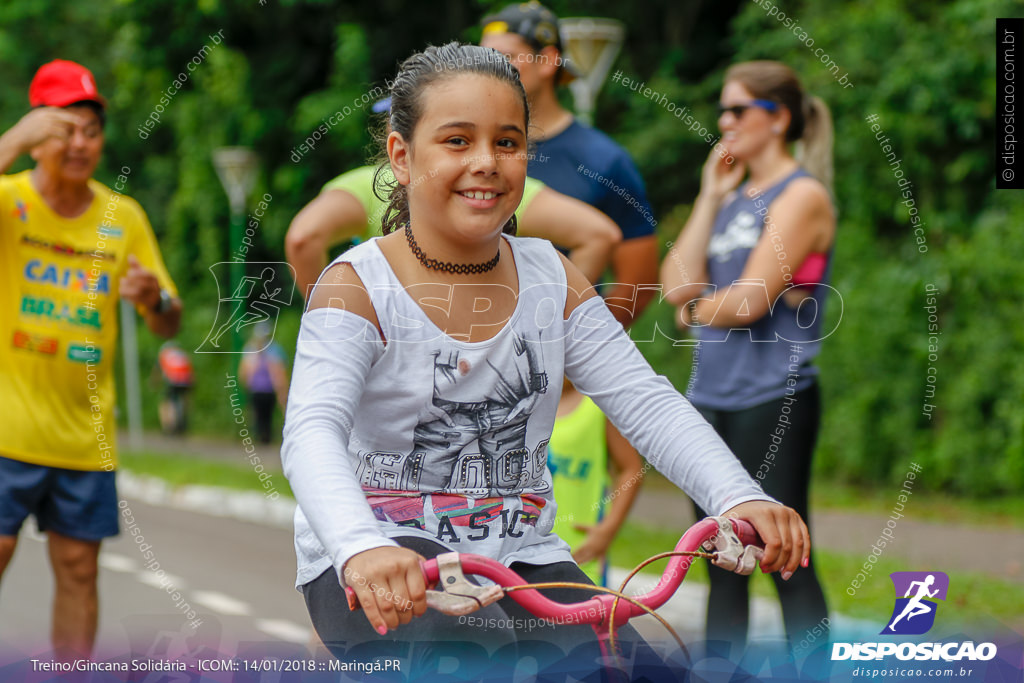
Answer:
[
  {"left": 356, "top": 332, "right": 551, "bottom": 498},
  {"left": 707, "top": 210, "right": 760, "bottom": 263}
]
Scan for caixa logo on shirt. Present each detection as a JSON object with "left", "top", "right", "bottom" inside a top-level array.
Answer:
[{"left": 832, "top": 571, "right": 997, "bottom": 662}]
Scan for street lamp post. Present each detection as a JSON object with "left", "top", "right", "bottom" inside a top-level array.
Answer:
[
  {"left": 212, "top": 147, "right": 259, "bottom": 372},
  {"left": 559, "top": 18, "right": 625, "bottom": 126}
]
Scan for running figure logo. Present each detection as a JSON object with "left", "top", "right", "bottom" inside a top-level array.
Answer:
[
  {"left": 196, "top": 262, "right": 294, "bottom": 353},
  {"left": 882, "top": 571, "right": 949, "bottom": 635}
]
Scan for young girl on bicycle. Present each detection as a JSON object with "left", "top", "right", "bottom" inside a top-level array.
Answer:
[{"left": 282, "top": 43, "right": 809, "bottom": 669}]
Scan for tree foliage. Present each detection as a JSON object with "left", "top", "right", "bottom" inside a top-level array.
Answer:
[{"left": 0, "top": 0, "right": 1016, "bottom": 495}]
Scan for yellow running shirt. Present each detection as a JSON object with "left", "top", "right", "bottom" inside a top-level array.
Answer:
[
  {"left": 0, "top": 170, "right": 177, "bottom": 471},
  {"left": 548, "top": 395, "right": 610, "bottom": 584}
]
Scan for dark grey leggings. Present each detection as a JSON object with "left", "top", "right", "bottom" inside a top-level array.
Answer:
[
  {"left": 693, "top": 383, "right": 829, "bottom": 655},
  {"left": 302, "top": 536, "right": 667, "bottom": 679}
]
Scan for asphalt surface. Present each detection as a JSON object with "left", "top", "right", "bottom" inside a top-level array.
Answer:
[
  {"left": 0, "top": 478, "right": 821, "bottom": 678},
  {"left": 0, "top": 498, "right": 316, "bottom": 664}
]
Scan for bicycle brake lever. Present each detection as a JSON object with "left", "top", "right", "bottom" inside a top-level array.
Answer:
[
  {"left": 343, "top": 553, "right": 503, "bottom": 616},
  {"left": 703, "top": 516, "right": 764, "bottom": 575},
  {"left": 425, "top": 552, "right": 504, "bottom": 616}
]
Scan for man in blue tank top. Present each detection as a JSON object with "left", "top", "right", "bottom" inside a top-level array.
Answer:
[{"left": 481, "top": 2, "right": 659, "bottom": 328}]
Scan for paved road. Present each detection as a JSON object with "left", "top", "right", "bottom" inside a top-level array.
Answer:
[
  {"left": 0, "top": 501, "right": 841, "bottom": 668},
  {"left": 64, "top": 430, "right": 1015, "bottom": 661},
  {"left": 0, "top": 471, "right": 892, "bottom": 681},
  {"left": 0, "top": 498, "right": 315, "bottom": 663}
]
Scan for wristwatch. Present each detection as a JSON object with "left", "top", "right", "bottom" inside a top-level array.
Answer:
[
  {"left": 687, "top": 300, "right": 700, "bottom": 326},
  {"left": 152, "top": 289, "right": 173, "bottom": 314}
]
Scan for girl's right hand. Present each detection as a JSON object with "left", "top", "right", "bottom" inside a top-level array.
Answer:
[
  {"left": 699, "top": 147, "right": 746, "bottom": 203},
  {"left": 343, "top": 547, "right": 428, "bottom": 635}
]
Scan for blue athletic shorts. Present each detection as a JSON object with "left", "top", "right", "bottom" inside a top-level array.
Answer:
[{"left": 0, "top": 455, "right": 119, "bottom": 541}]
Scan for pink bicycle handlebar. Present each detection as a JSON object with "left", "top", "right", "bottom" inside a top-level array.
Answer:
[{"left": 346, "top": 516, "right": 763, "bottom": 631}]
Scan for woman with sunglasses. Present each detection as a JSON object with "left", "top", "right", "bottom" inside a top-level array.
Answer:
[{"left": 661, "top": 61, "right": 835, "bottom": 655}]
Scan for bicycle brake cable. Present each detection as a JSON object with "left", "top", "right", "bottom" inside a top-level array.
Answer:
[
  {"left": 504, "top": 576, "right": 694, "bottom": 671},
  {"left": 608, "top": 549, "right": 717, "bottom": 662}
]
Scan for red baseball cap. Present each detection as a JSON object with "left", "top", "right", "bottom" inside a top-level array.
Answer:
[{"left": 29, "top": 60, "right": 106, "bottom": 108}]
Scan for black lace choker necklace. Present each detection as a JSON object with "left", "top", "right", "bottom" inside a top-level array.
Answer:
[{"left": 404, "top": 224, "right": 500, "bottom": 274}]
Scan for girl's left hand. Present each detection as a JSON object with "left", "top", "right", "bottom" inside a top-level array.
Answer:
[{"left": 720, "top": 500, "right": 809, "bottom": 579}]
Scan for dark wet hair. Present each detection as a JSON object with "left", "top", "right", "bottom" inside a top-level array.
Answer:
[{"left": 373, "top": 42, "right": 530, "bottom": 236}]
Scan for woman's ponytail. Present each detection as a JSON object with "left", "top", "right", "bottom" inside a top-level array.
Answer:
[{"left": 796, "top": 95, "right": 834, "bottom": 194}]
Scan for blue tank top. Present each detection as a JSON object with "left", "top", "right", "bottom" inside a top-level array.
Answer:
[{"left": 687, "top": 168, "right": 833, "bottom": 411}]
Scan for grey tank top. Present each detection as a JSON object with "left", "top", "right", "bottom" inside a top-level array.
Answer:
[{"left": 687, "top": 168, "right": 834, "bottom": 411}]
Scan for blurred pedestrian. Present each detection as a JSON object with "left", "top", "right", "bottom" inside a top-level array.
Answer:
[
  {"left": 0, "top": 59, "right": 181, "bottom": 658},
  {"left": 661, "top": 60, "right": 834, "bottom": 654},
  {"left": 156, "top": 340, "right": 193, "bottom": 435},
  {"left": 239, "top": 322, "right": 289, "bottom": 443}
]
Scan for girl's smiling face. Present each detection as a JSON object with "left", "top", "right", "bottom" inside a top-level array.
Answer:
[{"left": 388, "top": 73, "right": 527, "bottom": 250}]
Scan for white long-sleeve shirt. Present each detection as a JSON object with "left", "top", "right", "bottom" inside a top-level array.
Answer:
[{"left": 281, "top": 236, "right": 773, "bottom": 588}]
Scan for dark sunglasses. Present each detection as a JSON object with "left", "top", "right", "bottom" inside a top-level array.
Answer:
[{"left": 717, "top": 99, "right": 779, "bottom": 117}]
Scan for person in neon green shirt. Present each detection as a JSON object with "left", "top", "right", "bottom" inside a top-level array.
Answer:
[
  {"left": 548, "top": 379, "right": 645, "bottom": 585},
  {"left": 286, "top": 164, "right": 620, "bottom": 298}
]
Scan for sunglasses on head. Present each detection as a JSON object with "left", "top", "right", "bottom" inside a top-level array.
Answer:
[{"left": 717, "top": 99, "right": 779, "bottom": 117}]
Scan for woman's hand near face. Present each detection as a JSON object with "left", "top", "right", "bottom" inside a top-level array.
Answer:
[{"left": 700, "top": 148, "right": 747, "bottom": 204}]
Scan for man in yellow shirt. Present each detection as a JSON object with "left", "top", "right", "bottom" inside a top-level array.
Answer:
[{"left": 0, "top": 60, "right": 181, "bottom": 657}]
